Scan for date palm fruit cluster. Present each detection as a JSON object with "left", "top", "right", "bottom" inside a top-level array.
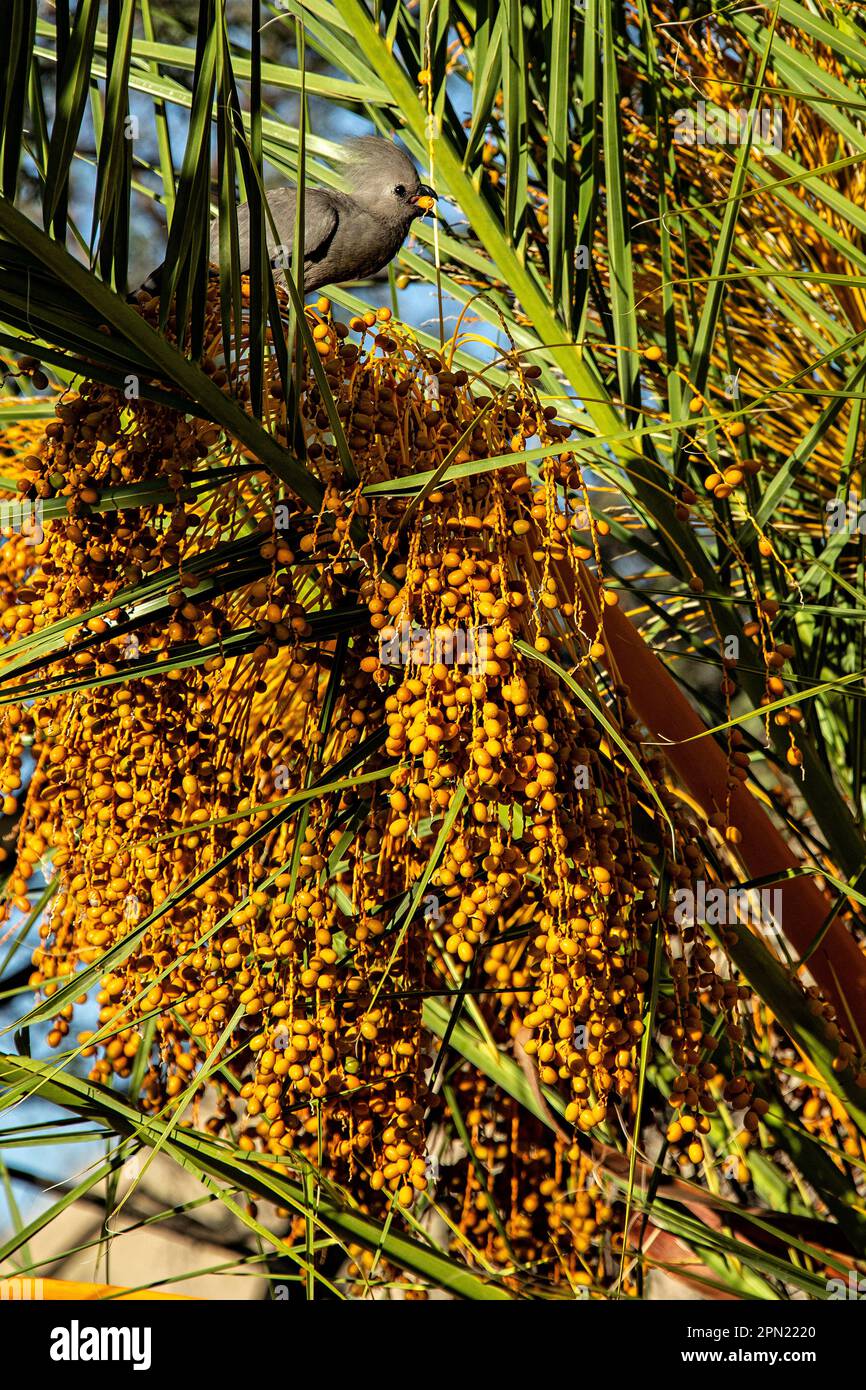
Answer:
[
  {"left": 619, "top": 10, "right": 866, "bottom": 774},
  {"left": 0, "top": 283, "right": 804, "bottom": 1268},
  {"left": 346, "top": 1072, "right": 629, "bottom": 1297}
]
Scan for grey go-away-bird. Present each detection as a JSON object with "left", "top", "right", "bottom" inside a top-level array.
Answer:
[{"left": 139, "top": 137, "right": 435, "bottom": 297}]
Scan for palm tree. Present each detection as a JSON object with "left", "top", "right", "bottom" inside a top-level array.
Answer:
[{"left": 1, "top": 0, "right": 865, "bottom": 1300}]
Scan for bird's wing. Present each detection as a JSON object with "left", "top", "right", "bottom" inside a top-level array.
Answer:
[{"left": 210, "top": 188, "right": 338, "bottom": 271}]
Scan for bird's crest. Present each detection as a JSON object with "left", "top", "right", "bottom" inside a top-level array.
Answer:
[{"left": 338, "top": 136, "right": 419, "bottom": 192}]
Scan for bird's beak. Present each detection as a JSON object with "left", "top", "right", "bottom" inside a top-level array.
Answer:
[{"left": 411, "top": 184, "right": 437, "bottom": 211}]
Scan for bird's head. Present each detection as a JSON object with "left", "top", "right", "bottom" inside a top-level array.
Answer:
[{"left": 342, "top": 136, "right": 437, "bottom": 225}]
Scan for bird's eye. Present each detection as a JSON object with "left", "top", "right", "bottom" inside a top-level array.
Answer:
[{"left": 394, "top": 184, "right": 406, "bottom": 198}]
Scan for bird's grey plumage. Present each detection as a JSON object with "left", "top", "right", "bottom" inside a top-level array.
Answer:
[
  {"left": 208, "top": 187, "right": 338, "bottom": 286},
  {"left": 207, "top": 137, "right": 434, "bottom": 293}
]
